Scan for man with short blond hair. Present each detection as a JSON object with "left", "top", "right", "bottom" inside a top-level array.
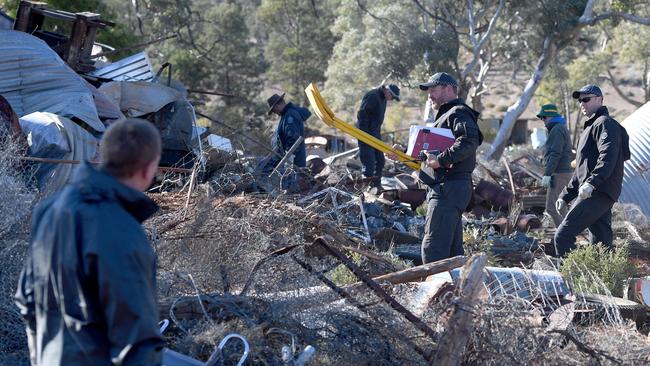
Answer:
[
  {"left": 16, "top": 119, "right": 164, "bottom": 365},
  {"left": 554, "top": 85, "right": 630, "bottom": 256}
]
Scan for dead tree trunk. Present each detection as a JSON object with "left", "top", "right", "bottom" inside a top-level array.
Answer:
[
  {"left": 434, "top": 253, "right": 487, "bottom": 366},
  {"left": 485, "top": 36, "right": 556, "bottom": 161}
]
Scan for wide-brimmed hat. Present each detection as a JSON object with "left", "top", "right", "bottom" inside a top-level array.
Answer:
[
  {"left": 571, "top": 84, "right": 602, "bottom": 99},
  {"left": 267, "top": 93, "right": 285, "bottom": 115},
  {"left": 419, "top": 72, "right": 458, "bottom": 90},
  {"left": 536, "top": 103, "right": 561, "bottom": 118},
  {"left": 386, "top": 84, "right": 400, "bottom": 101}
]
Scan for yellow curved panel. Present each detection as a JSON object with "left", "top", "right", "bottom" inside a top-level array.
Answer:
[{"left": 305, "top": 83, "right": 421, "bottom": 171}]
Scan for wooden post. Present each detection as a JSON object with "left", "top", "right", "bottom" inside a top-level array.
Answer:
[
  {"left": 14, "top": 1, "right": 46, "bottom": 33},
  {"left": 64, "top": 12, "right": 99, "bottom": 72},
  {"left": 435, "top": 254, "right": 487, "bottom": 366}
]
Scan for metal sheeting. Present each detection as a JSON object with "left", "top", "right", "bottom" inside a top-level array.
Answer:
[
  {"left": 620, "top": 102, "right": 650, "bottom": 216},
  {"left": 88, "top": 52, "right": 154, "bottom": 82},
  {"left": 0, "top": 30, "right": 105, "bottom": 132}
]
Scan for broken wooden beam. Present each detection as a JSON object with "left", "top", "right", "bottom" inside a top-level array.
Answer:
[
  {"left": 435, "top": 253, "right": 487, "bottom": 366},
  {"left": 373, "top": 255, "right": 466, "bottom": 284}
]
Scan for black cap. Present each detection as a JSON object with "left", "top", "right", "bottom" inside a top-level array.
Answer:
[
  {"left": 419, "top": 72, "right": 458, "bottom": 90},
  {"left": 386, "top": 84, "right": 400, "bottom": 101},
  {"left": 572, "top": 84, "right": 602, "bottom": 99},
  {"left": 267, "top": 93, "right": 285, "bottom": 115}
]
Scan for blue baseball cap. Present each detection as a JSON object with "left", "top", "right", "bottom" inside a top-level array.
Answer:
[
  {"left": 419, "top": 72, "right": 458, "bottom": 90},
  {"left": 572, "top": 84, "right": 602, "bottom": 99}
]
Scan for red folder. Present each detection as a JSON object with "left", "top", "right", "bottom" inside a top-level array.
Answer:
[{"left": 407, "top": 127, "right": 455, "bottom": 158}]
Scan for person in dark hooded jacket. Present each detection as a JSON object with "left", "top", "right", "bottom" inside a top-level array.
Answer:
[
  {"left": 15, "top": 119, "right": 164, "bottom": 366},
  {"left": 554, "top": 85, "right": 631, "bottom": 256},
  {"left": 416, "top": 72, "right": 483, "bottom": 263},
  {"left": 356, "top": 84, "right": 400, "bottom": 186},
  {"left": 537, "top": 104, "right": 573, "bottom": 228},
  {"left": 258, "top": 93, "right": 311, "bottom": 190}
]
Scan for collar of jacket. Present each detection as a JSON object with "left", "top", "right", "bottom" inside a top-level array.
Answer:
[
  {"left": 436, "top": 98, "right": 478, "bottom": 119},
  {"left": 71, "top": 162, "right": 159, "bottom": 223},
  {"left": 584, "top": 106, "right": 609, "bottom": 128},
  {"left": 545, "top": 115, "right": 566, "bottom": 131},
  {"left": 280, "top": 102, "right": 292, "bottom": 115}
]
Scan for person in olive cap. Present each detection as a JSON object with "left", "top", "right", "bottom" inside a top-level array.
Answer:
[
  {"left": 356, "top": 84, "right": 400, "bottom": 186},
  {"left": 258, "top": 92, "right": 311, "bottom": 190},
  {"left": 537, "top": 103, "right": 573, "bottom": 228},
  {"left": 554, "top": 84, "right": 630, "bottom": 256},
  {"left": 412, "top": 72, "right": 483, "bottom": 263}
]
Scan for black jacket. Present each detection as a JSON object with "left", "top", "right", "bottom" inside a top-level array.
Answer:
[
  {"left": 15, "top": 163, "right": 164, "bottom": 366},
  {"left": 272, "top": 102, "right": 311, "bottom": 168},
  {"left": 561, "top": 106, "right": 630, "bottom": 202},
  {"left": 356, "top": 87, "right": 387, "bottom": 137},
  {"left": 543, "top": 119, "right": 573, "bottom": 176},
  {"left": 425, "top": 99, "right": 483, "bottom": 182}
]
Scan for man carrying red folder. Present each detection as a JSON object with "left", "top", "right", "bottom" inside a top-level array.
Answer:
[{"left": 413, "top": 72, "right": 483, "bottom": 263}]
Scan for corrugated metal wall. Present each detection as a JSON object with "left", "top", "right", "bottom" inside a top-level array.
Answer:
[{"left": 620, "top": 102, "right": 650, "bottom": 216}]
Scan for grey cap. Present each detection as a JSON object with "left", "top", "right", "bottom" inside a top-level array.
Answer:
[
  {"left": 419, "top": 72, "right": 458, "bottom": 90},
  {"left": 572, "top": 84, "right": 602, "bottom": 99}
]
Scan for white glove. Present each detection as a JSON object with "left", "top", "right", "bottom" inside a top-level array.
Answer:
[
  {"left": 556, "top": 199, "right": 567, "bottom": 212},
  {"left": 578, "top": 182, "right": 594, "bottom": 200},
  {"left": 541, "top": 176, "right": 552, "bottom": 188}
]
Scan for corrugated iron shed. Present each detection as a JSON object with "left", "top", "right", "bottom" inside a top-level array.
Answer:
[
  {"left": 620, "top": 102, "right": 650, "bottom": 216},
  {"left": 0, "top": 30, "right": 105, "bottom": 132}
]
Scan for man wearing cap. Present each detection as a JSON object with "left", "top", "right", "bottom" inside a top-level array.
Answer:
[
  {"left": 355, "top": 84, "right": 400, "bottom": 186},
  {"left": 416, "top": 72, "right": 483, "bottom": 263},
  {"left": 554, "top": 85, "right": 630, "bottom": 256},
  {"left": 537, "top": 104, "right": 573, "bottom": 228},
  {"left": 259, "top": 93, "right": 311, "bottom": 190}
]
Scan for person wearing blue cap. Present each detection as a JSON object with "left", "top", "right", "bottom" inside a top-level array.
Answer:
[
  {"left": 355, "top": 84, "right": 400, "bottom": 187},
  {"left": 416, "top": 72, "right": 483, "bottom": 263},
  {"left": 554, "top": 84, "right": 630, "bottom": 256},
  {"left": 536, "top": 103, "right": 573, "bottom": 228}
]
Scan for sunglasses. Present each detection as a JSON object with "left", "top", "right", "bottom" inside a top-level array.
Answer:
[{"left": 578, "top": 96, "right": 597, "bottom": 103}]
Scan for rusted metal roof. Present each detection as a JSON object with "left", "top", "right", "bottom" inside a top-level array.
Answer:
[
  {"left": 620, "top": 102, "right": 650, "bottom": 216},
  {"left": 0, "top": 30, "right": 105, "bottom": 132}
]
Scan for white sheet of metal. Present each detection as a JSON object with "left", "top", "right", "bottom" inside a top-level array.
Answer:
[
  {"left": 0, "top": 30, "right": 105, "bottom": 132},
  {"left": 620, "top": 102, "right": 650, "bottom": 216},
  {"left": 88, "top": 52, "right": 154, "bottom": 82}
]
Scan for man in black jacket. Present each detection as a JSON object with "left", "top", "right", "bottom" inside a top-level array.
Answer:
[
  {"left": 417, "top": 72, "right": 483, "bottom": 263},
  {"left": 16, "top": 119, "right": 164, "bottom": 365},
  {"left": 356, "top": 84, "right": 400, "bottom": 186},
  {"left": 554, "top": 85, "right": 630, "bottom": 256},
  {"left": 537, "top": 104, "right": 573, "bottom": 228}
]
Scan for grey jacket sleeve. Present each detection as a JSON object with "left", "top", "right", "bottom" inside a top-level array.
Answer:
[
  {"left": 586, "top": 118, "right": 622, "bottom": 189},
  {"left": 544, "top": 128, "right": 564, "bottom": 176},
  {"left": 437, "top": 111, "right": 481, "bottom": 167},
  {"left": 92, "top": 238, "right": 163, "bottom": 365}
]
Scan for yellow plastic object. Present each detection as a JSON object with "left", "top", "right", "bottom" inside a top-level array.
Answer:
[{"left": 304, "top": 83, "right": 421, "bottom": 171}]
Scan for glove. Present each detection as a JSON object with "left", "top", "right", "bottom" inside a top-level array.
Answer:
[
  {"left": 541, "top": 176, "right": 552, "bottom": 188},
  {"left": 556, "top": 199, "right": 567, "bottom": 212},
  {"left": 578, "top": 182, "right": 594, "bottom": 200}
]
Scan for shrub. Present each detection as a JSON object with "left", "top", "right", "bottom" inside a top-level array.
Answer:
[{"left": 560, "top": 242, "right": 637, "bottom": 297}]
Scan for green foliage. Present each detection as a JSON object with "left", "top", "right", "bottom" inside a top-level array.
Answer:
[
  {"left": 560, "top": 242, "right": 637, "bottom": 297},
  {"left": 257, "top": 0, "right": 336, "bottom": 105},
  {"left": 565, "top": 53, "right": 611, "bottom": 91},
  {"left": 613, "top": 22, "right": 650, "bottom": 62}
]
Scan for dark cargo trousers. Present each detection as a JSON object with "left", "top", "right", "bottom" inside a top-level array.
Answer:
[
  {"left": 358, "top": 135, "right": 385, "bottom": 178},
  {"left": 421, "top": 179, "right": 472, "bottom": 263},
  {"left": 554, "top": 191, "right": 614, "bottom": 257}
]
